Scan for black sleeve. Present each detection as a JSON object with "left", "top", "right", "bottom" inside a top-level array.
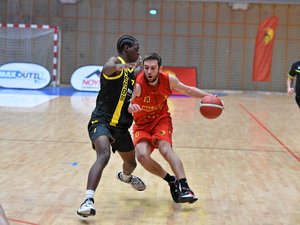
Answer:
[{"left": 289, "top": 61, "right": 300, "bottom": 78}]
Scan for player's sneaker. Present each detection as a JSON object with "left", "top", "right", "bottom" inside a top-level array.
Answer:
[
  {"left": 77, "top": 198, "right": 96, "bottom": 217},
  {"left": 179, "top": 188, "right": 198, "bottom": 204},
  {"left": 116, "top": 171, "right": 146, "bottom": 191},
  {"left": 168, "top": 178, "right": 180, "bottom": 203}
]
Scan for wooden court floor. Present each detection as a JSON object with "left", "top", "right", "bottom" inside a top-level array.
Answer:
[{"left": 0, "top": 91, "right": 299, "bottom": 225}]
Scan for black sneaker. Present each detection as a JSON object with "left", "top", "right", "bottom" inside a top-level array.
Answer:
[
  {"left": 179, "top": 188, "right": 198, "bottom": 204},
  {"left": 168, "top": 179, "right": 181, "bottom": 203}
]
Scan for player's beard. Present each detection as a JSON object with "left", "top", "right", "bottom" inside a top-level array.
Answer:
[{"left": 145, "top": 74, "right": 159, "bottom": 85}]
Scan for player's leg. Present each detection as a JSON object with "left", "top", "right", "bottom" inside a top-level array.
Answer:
[
  {"left": 87, "top": 136, "right": 111, "bottom": 190},
  {"left": 157, "top": 140, "right": 186, "bottom": 179},
  {"left": 118, "top": 149, "right": 137, "bottom": 175},
  {"left": 152, "top": 117, "right": 185, "bottom": 179},
  {"left": 77, "top": 121, "right": 112, "bottom": 217},
  {"left": 134, "top": 128, "right": 169, "bottom": 178},
  {"left": 158, "top": 140, "right": 198, "bottom": 203},
  {"left": 114, "top": 129, "right": 146, "bottom": 191},
  {"left": 136, "top": 140, "right": 167, "bottom": 177},
  {"left": 136, "top": 121, "right": 181, "bottom": 203},
  {"left": 117, "top": 150, "right": 146, "bottom": 191},
  {"left": 154, "top": 117, "right": 198, "bottom": 204},
  {"left": 77, "top": 135, "right": 111, "bottom": 217},
  {"left": 135, "top": 140, "right": 180, "bottom": 203}
]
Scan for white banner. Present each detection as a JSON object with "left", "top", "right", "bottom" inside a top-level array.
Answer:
[
  {"left": 0, "top": 63, "right": 51, "bottom": 89},
  {"left": 70, "top": 65, "right": 102, "bottom": 92}
]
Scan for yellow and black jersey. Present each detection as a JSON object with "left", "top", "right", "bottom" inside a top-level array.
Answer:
[
  {"left": 288, "top": 61, "right": 300, "bottom": 94},
  {"left": 91, "top": 56, "right": 135, "bottom": 129}
]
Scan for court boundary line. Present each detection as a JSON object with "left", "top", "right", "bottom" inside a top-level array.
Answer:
[
  {"left": 239, "top": 103, "right": 300, "bottom": 163},
  {"left": 7, "top": 218, "right": 39, "bottom": 225}
]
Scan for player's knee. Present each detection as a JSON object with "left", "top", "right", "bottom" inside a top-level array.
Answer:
[
  {"left": 136, "top": 153, "right": 147, "bottom": 163},
  {"left": 95, "top": 146, "right": 111, "bottom": 164},
  {"left": 295, "top": 95, "right": 300, "bottom": 108},
  {"left": 96, "top": 153, "right": 110, "bottom": 166},
  {"left": 136, "top": 151, "right": 150, "bottom": 164},
  {"left": 159, "top": 146, "right": 173, "bottom": 158},
  {"left": 135, "top": 143, "right": 151, "bottom": 163}
]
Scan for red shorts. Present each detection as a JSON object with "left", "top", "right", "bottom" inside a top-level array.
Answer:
[{"left": 133, "top": 115, "right": 173, "bottom": 152}]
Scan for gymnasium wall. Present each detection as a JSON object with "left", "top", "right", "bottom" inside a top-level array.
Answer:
[{"left": 0, "top": 0, "right": 300, "bottom": 92}]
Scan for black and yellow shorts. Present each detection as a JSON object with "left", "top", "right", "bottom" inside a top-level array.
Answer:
[{"left": 88, "top": 119, "right": 134, "bottom": 152}]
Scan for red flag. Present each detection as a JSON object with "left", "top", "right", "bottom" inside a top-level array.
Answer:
[{"left": 252, "top": 16, "right": 278, "bottom": 82}]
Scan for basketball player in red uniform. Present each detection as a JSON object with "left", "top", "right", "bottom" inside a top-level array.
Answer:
[{"left": 128, "top": 52, "right": 212, "bottom": 203}]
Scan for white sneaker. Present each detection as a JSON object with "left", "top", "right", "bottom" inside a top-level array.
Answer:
[
  {"left": 116, "top": 171, "right": 146, "bottom": 191},
  {"left": 77, "top": 198, "right": 96, "bottom": 217}
]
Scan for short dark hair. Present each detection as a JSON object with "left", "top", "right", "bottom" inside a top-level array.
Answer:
[
  {"left": 117, "top": 35, "right": 138, "bottom": 54},
  {"left": 143, "top": 52, "right": 162, "bottom": 67}
]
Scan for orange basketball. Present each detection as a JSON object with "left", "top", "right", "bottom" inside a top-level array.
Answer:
[{"left": 199, "top": 95, "right": 224, "bottom": 119}]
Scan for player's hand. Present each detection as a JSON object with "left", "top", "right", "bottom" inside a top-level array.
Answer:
[
  {"left": 128, "top": 103, "right": 141, "bottom": 114},
  {"left": 134, "top": 55, "right": 143, "bottom": 76},
  {"left": 287, "top": 87, "right": 294, "bottom": 95},
  {"left": 134, "top": 55, "right": 142, "bottom": 67}
]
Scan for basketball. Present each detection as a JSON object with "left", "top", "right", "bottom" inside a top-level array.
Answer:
[{"left": 199, "top": 95, "right": 224, "bottom": 119}]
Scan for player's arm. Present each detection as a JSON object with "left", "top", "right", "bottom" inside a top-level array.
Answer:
[
  {"left": 128, "top": 83, "right": 142, "bottom": 114},
  {"left": 169, "top": 74, "right": 212, "bottom": 98},
  {"left": 102, "top": 56, "right": 136, "bottom": 77},
  {"left": 287, "top": 75, "right": 295, "bottom": 95},
  {"left": 134, "top": 55, "right": 143, "bottom": 77}
]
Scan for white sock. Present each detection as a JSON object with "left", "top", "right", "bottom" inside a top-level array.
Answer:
[
  {"left": 85, "top": 189, "right": 95, "bottom": 200},
  {"left": 121, "top": 172, "right": 131, "bottom": 181}
]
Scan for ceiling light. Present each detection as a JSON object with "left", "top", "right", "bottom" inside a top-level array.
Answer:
[{"left": 149, "top": 9, "right": 158, "bottom": 15}]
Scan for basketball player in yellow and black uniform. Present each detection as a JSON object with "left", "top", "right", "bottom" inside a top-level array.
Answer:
[
  {"left": 77, "top": 35, "right": 146, "bottom": 217},
  {"left": 287, "top": 61, "right": 300, "bottom": 108}
]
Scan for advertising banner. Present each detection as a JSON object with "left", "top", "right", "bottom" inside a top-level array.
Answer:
[
  {"left": 70, "top": 65, "right": 102, "bottom": 92},
  {"left": 0, "top": 62, "right": 51, "bottom": 89}
]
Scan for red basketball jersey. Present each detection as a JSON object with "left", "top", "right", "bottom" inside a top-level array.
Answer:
[{"left": 132, "top": 71, "right": 172, "bottom": 126}]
